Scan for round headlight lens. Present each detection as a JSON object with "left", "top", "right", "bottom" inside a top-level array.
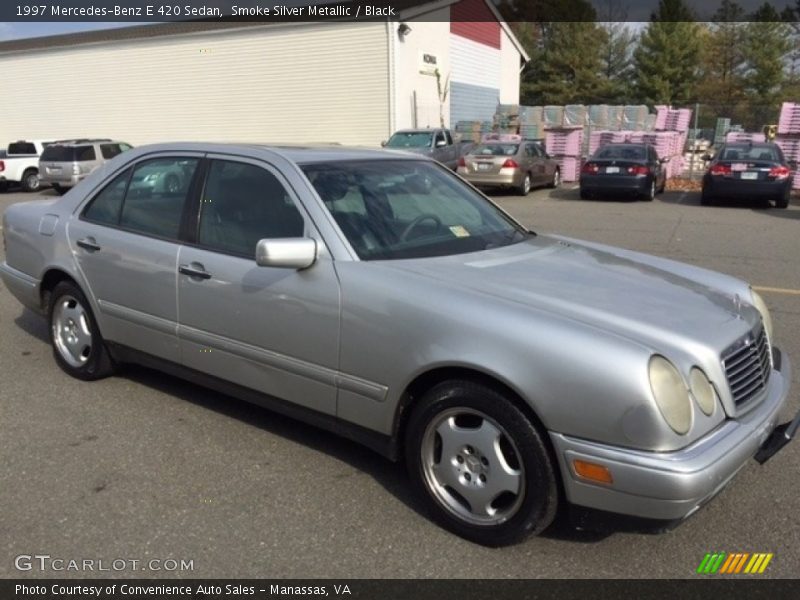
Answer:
[
  {"left": 751, "top": 290, "right": 774, "bottom": 343},
  {"left": 648, "top": 356, "right": 692, "bottom": 435},
  {"left": 689, "top": 368, "right": 717, "bottom": 416}
]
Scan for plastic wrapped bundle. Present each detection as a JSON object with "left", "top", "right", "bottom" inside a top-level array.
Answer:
[
  {"left": 588, "top": 105, "right": 609, "bottom": 128},
  {"left": 519, "top": 106, "right": 543, "bottom": 124},
  {"left": 644, "top": 114, "right": 657, "bottom": 131},
  {"left": 588, "top": 130, "right": 618, "bottom": 155},
  {"left": 654, "top": 105, "right": 669, "bottom": 130},
  {"left": 778, "top": 102, "right": 800, "bottom": 134},
  {"left": 497, "top": 104, "right": 520, "bottom": 117},
  {"left": 520, "top": 123, "right": 544, "bottom": 140},
  {"left": 563, "top": 105, "right": 587, "bottom": 127},
  {"left": 543, "top": 106, "right": 565, "bottom": 128},
  {"left": 775, "top": 135, "right": 800, "bottom": 161},
  {"left": 622, "top": 105, "right": 649, "bottom": 131}
]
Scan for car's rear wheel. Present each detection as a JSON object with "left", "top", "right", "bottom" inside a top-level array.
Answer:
[
  {"left": 641, "top": 180, "right": 655, "bottom": 201},
  {"left": 518, "top": 173, "right": 531, "bottom": 196},
  {"left": 48, "top": 281, "right": 115, "bottom": 381},
  {"left": 775, "top": 192, "right": 789, "bottom": 209},
  {"left": 21, "top": 169, "right": 40, "bottom": 193},
  {"left": 700, "top": 188, "right": 713, "bottom": 206},
  {"left": 405, "top": 380, "right": 559, "bottom": 546},
  {"left": 579, "top": 188, "right": 591, "bottom": 200},
  {"left": 548, "top": 169, "right": 560, "bottom": 189},
  {"left": 52, "top": 184, "right": 67, "bottom": 196}
]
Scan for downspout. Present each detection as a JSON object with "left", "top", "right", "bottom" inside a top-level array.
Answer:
[{"left": 386, "top": 19, "right": 397, "bottom": 139}]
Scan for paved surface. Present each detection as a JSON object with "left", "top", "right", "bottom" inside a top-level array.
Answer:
[{"left": 1, "top": 185, "right": 798, "bottom": 579}]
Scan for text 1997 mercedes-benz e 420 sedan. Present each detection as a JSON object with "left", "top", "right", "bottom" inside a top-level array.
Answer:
[{"left": 1, "top": 143, "right": 797, "bottom": 546}]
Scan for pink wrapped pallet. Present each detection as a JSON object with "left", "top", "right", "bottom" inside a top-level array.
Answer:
[
  {"left": 778, "top": 102, "right": 800, "bottom": 135},
  {"left": 725, "top": 132, "right": 766, "bottom": 143},
  {"left": 558, "top": 157, "right": 581, "bottom": 183},
  {"left": 545, "top": 128, "right": 583, "bottom": 157}
]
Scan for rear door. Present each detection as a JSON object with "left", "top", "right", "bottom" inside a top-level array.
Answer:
[
  {"left": 526, "top": 143, "right": 547, "bottom": 184},
  {"left": 176, "top": 156, "right": 340, "bottom": 415},
  {"left": 69, "top": 154, "right": 202, "bottom": 361}
]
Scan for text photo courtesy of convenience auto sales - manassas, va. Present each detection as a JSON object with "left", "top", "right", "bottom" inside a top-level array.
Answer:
[{"left": 1, "top": 0, "right": 800, "bottom": 598}]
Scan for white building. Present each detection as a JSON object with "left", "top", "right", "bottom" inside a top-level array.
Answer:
[{"left": 0, "top": 0, "right": 528, "bottom": 146}]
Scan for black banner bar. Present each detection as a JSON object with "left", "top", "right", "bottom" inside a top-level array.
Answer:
[{"left": 4, "top": 579, "right": 800, "bottom": 600}]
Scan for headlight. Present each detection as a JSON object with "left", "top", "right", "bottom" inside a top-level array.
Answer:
[
  {"left": 750, "top": 289, "right": 774, "bottom": 343},
  {"left": 648, "top": 356, "right": 692, "bottom": 435},
  {"left": 689, "top": 368, "right": 717, "bottom": 416}
]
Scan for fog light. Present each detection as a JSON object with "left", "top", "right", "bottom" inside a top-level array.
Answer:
[{"left": 573, "top": 460, "right": 613, "bottom": 484}]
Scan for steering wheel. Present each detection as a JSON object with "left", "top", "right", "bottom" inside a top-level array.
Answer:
[{"left": 400, "top": 214, "right": 444, "bottom": 242}]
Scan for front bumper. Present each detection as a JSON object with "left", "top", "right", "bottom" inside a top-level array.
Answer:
[{"left": 550, "top": 347, "right": 794, "bottom": 522}]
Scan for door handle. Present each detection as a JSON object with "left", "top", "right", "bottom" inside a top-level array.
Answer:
[
  {"left": 76, "top": 238, "right": 101, "bottom": 252},
  {"left": 179, "top": 264, "right": 212, "bottom": 280}
]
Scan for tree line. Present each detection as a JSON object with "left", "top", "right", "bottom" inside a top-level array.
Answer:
[{"left": 497, "top": 0, "right": 800, "bottom": 129}]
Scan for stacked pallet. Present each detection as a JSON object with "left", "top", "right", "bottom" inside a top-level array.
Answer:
[
  {"left": 654, "top": 106, "right": 692, "bottom": 133},
  {"left": 775, "top": 101, "right": 800, "bottom": 189},
  {"left": 455, "top": 120, "right": 493, "bottom": 144},
  {"left": 587, "top": 129, "right": 687, "bottom": 178},
  {"left": 622, "top": 105, "right": 649, "bottom": 131},
  {"left": 683, "top": 138, "right": 711, "bottom": 174},
  {"left": 725, "top": 132, "right": 766, "bottom": 143},
  {"left": 545, "top": 127, "right": 584, "bottom": 182},
  {"left": 778, "top": 102, "right": 800, "bottom": 135},
  {"left": 714, "top": 117, "right": 731, "bottom": 146},
  {"left": 519, "top": 106, "right": 545, "bottom": 140}
]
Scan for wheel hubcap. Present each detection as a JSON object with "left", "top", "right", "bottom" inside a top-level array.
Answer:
[
  {"left": 421, "top": 408, "right": 525, "bottom": 526},
  {"left": 52, "top": 295, "right": 93, "bottom": 368},
  {"left": 524, "top": 176, "right": 531, "bottom": 194},
  {"left": 27, "top": 174, "right": 39, "bottom": 190},
  {"left": 553, "top": 171, "right": 559, "bottom": 187}
]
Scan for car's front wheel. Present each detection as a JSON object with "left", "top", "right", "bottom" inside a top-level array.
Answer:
[
  {"left": 405, "top": 380, "right": 559, "bottom": 546},
  {"left": 48, "top": 281, "right": 116, "bottom": 380}
]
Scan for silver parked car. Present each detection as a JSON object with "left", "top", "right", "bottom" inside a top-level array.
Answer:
[
  {"left": 38, "top": 138, "right": 133, "bottom": 194},
  {"left": 1, "top": 143, "right": 796, "bottom": 546}
]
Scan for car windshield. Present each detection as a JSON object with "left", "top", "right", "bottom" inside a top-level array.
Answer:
[
  {"left": 720, "top": 145, "right": 780, "bottom": 162},
  {"left": 472, "top": 144, "right": 519, "bottom": 157},
  {"left": 386, "top": 132, "right": 433, "bottom": 148},
  {"left": 302, "top": 159, "right": 529, "bottom": 260},
  {"left": 595, "top": 145, "right": 647, "bottom": 160}
]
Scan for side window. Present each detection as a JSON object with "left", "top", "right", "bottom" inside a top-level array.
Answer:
[
  {"left": 83, "top": 169, "right": 131, "bottom": 226},
  {"left": 435, "top": 132, "right": 445, "bottom": 146},
  {"left": 444, "top": 131, "right": 453, "bottom": 145},
  {"left": 525, "top": 144, "right": 535, "bottom": 157},
  {"left": 119, "top": 157, "right": 199, "bottom": 239},
  {"left": 198, "top": 160, "right": 304, "bottom": 257},
  {"left": 76, "top": 146, "right": 96, "bottom": 161},
  {"left": 119, "top": 143, "right": 133, "bottom": 152},
  {"left": 100, "top": 144, "right": 121, "bottom": 159}
]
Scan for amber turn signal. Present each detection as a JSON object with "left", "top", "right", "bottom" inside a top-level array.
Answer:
[{"left": 573, "top": 459, "right": 613, "bottom": 484}]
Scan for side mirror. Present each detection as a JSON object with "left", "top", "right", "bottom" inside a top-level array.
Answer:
[
  {"left": 435, "top": 139, "right": 447, "bottom": 147},
  {"left": 381, "top": 140, "right": 387, "bottom": 147},
  {"left": 659, "top": 157, "right": 670, "bottom": 164},
  {"left": 256, "top": 238, "right": 317, "bottom": 270}
]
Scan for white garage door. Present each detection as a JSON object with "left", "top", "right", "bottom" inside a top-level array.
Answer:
[{"left": 0, "top": 23, "right": 390, "bottom": 147}]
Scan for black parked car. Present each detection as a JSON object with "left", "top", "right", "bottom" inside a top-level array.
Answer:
[
  {"left": 701, "top": 142, "right": 792, "bottom": 208},
  {"left": 579, "top": 143, "right": 667, "bottom": 201}
]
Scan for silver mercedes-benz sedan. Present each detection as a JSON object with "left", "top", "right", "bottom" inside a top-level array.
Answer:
[{"left": 1, "top": 143, "right": 797, "bottom": 546}]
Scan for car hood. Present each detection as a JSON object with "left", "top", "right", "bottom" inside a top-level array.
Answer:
[{"left": 383, "top": 235, "right": 757, "bottom": 352}]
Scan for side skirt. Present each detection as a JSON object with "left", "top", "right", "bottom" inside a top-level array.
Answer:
[{"left": 106, "top": 342, "right": 397, "bottom": 460}]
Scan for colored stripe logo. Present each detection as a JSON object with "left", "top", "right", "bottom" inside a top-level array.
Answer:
[{"left": 697, "top": 552, "right": 773, "bottom": 574}]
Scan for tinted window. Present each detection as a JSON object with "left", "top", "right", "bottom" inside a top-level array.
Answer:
[
  {"left": 76, "top": 146, "right": 96, "bottom": 161},
  {"left": 472, "top": 144, "right": 519, "bottom": 157},
  {"left": 595, "top": 145, "right": 647, "bottom": 160},
  {"left": 40, "top": 146, "right": 74, "bottom": 161},
  {"left": 445, "top": 131, "right": 453, "bottom": 145},
  {"left": 83, "top": 169, "right": 130, "bottom": 226},
  {"left": 119, "top": 158, "right": 199, "bottom": 239},
  {"left": 720, "top": 145, "right": 780, "bottom": 162},
  {"left": 303, "top": 160, "right": 527, "bottom": 260},
  {"left": 198, "top": 160, "right": 304, "bottom": 257},
  {"left": 100, "top": 144, "right": 121, "bottom": 159},
  {"left": 8, "top": 142, "right": 36, "bottom": 155}
]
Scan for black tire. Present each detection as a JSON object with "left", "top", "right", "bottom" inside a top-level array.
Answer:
[
  {"left": 775, "top": 192, "right": 789, "bottom": 209},
  {"left": 48, "top": 281, "right": 115, "bottom": 381},
  {"left": 517, "top": 173, "right": 532, "bottom": 196},
  {"left": 548, "top": 168, "right": 560, "bottom": 189},
  {"left": 579, "top": 188, "right": 591, "bottom": 200},
  {"left": 52, "top": 184, "right": 68, "bottom": 196},
  {"left": 641, "top": 179, "right": 655, "bottom": 202},
  {"left": 21, "top": 168, "right": 40, "bottom": 193},
  {"left": 700, "top": 189, "right": 712, "bottom": 206},
  {"left": 405, "top": 380, "right": 559, "bottom": 546},
  {"left": 0, "top": 182, "right": 7, "bottom": 193}
]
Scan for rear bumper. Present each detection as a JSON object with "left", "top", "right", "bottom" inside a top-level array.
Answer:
[
  {"left": 580, "top": 174, "right": 650, "bottom": 194},
  {"left": 39, "top": 173, "right": 82, "bottom": 187},
  {"left": 0, "top": 261, "right": 42, "bottom": 313},
  {"left": 703, "top": 177, "right": 790, "bottom": 199},
  {"left": 550, "top": 347, "right": 794, "bottom": 522},
  {"left": 458, "top": 168, "right": 524, "bottom": 188}
]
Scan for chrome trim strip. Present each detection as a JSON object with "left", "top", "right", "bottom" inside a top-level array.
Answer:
[{"left": 97, "top": 299, "right": 177, "bottom": 336}]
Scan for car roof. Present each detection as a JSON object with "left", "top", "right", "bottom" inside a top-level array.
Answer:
[
  {"left": 50, "top": 138, "right": 122, "bottom": 146},
  {"left": 116, "top": 142, "right": 424, "bottom": 165}
]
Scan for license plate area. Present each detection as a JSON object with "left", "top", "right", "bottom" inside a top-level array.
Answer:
[
  {"left": 741, "top": 172, "right": 758, "bottom": 180},
  {"left": 477, "top": 163, "right": 493, "bottom": 171},
  {"left": 605, "top": 166, "right": 620, "bottom": 174}
]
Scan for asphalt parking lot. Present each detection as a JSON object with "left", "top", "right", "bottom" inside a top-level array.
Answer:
[{"left": 1, "top": 185, "right": 798, "bottom": 579}]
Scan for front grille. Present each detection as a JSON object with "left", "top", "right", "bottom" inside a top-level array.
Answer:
[{"left": 722, "top": 325, "right": 771, "bottom": 407}]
